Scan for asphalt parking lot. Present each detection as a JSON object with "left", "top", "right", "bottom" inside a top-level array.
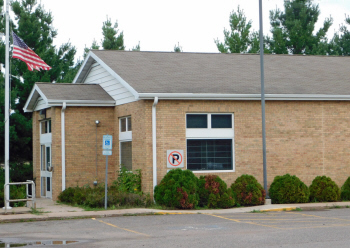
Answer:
[{"left": 1, "top": 209, "right": 350, "bottom": 247}]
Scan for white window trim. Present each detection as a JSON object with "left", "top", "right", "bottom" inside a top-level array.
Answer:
[
  {"left": 119, "top": 116, "right": 132, "bottom": 141},
  {"left": 40, "top": 120, "right": 52, "bottom": 144},
  {"left": 119, "top": 116, "right": 133, "bottom": 170},
  {"left": 186, "top": 113, "right": 235, "bottom": 173}
]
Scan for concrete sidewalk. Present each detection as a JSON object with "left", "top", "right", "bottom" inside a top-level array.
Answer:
[{"left": 1, "top": 198, "right": 350, "bottom": 223}]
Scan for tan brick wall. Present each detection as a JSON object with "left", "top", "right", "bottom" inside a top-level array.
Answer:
[
  {"left": 33, "top": 106, "right": 115, "bottom": 200},
  {"left": 115, "top": 101, "right": 154, "bottom": 195},
  {"left": 154, "top": 100, "right": 350, "bottom": 189},
  {"left": 32, "top": 100, "right": 350, "bottom": 199}
]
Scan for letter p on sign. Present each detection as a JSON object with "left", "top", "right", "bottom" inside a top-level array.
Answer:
[{"left": 167, "top": 150, "right": 184, "bottom": 168}]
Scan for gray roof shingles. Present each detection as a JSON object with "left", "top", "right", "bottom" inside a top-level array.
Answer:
[
  {"left": 91, "top": 50, "right": 350, "bottom": 95},
  {"left": 36, "top": 83, "right": 114, "bottom": 101}
]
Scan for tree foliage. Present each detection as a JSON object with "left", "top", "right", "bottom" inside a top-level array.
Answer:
[
  {"left": 329, "top": 17, "right": 350, "bottom": 56},
  {"left": 0, "top": 0, "right": 77, "bottom": 163},
  {"left": 215, "top": 6, "right": 262, "bottom": 54},
  {"left": 101, "top": 17, "right": 125, "bottom": 50},
  {"left": 268, "top": 0, "right": 333, "bottom": 54},
  {"left": 174, "top": 42, "right": 182, "bottom": 52}
]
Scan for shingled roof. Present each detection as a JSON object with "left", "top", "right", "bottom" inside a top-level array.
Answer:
[
  {"left": 36, "top": 83, "right": 114, "bottom": 101},
  {"left": 76, "top": 51, "right": 350, "bottom": 95},
  {"left": 24, "top": 83, "right": 115, "bottom": 112}
]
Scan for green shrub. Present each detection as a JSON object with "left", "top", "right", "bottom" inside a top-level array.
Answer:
[
  {"left": 198, "top": 175, "right": 234, "bottom": 208},
  {"left": 309, "top": 176, "right": 340, "bottom": 202},
  {"left": 154, "top": 169, "right": 199, "bottom": 209},
  {"left": 114, "top": 167, "right": 142, "bottom": 194},
  {"left": 58, "top": 183, "right": 151, "bottom": 208},
  {"left": 231, "top": 174, "right": 265, "bottom": 206},
  {"left": 341, "top": 177, "right": 350, "bottom": 201},
  {"left": 269, "top": 174, "right": 309, "bottom": 204}
]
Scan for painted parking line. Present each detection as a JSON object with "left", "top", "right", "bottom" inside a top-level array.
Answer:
[
  {"left": 91, "top": 218, "right": 150, "bottom": 237},
  {"left": 286, "top": 211, "right": 350, "bottom": 223},
  {"left": 204, "top": 214, "right": 283, "bottom": 229},
  {"left": 156, "top": 212, "right": 196, "bottom": 215},
  {"left": 205, "top": 212, "right": 350, "bottom": 230}
]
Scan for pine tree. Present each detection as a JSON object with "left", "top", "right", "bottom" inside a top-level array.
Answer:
[
  {"left": 101, "top": 17, "right": 125, "bottom": 50},
  {"left": 0, "top": 0, "right": 76, "bottom": 162},
  {"left": 215, "top": 6, "right": 262, "bottom": 54},
  {"left": 329, "top": 17, "right": 350, "bottom": 56},
  {"left": 268, "top": 0, "right": 333, "bottom": 55}
]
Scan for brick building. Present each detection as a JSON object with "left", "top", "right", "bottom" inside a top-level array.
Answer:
[{"left": 24, "top": 51, "right": 350, "bottom": 200}]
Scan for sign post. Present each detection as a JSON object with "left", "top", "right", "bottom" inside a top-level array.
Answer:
[{"left": 102, "top": 135, "right": 113, "bottom": 210}]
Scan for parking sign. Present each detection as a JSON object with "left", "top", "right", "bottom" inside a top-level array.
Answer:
[{"left": 103, "top": 135, "right": 113, "bottom": 150}]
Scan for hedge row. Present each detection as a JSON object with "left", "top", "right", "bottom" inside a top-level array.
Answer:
[
  {"left": 154, "top": 169, "right": 350, "bottom": 209},
  {"left": 154, "top": 169, "right": 266, "bottom": 209},
  {"left": 269, "top": 174, "right": 350, "bottom": 204}
]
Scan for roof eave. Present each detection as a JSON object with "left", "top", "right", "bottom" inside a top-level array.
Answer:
[
  {"left": 138, "top": 93, "right": 350, "bottom": 101},
  {"left": 23, "top": 84, "right": 49, "bottom": 112}
]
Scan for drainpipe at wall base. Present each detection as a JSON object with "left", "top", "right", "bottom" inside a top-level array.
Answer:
[
  {"left": 61, "top": 102, "right": 67, "bottom": 191},
  {"left": 152, "top": 97, "right": 158, "bottom": 195}
]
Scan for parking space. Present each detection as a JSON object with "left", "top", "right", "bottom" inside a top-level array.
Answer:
[
  {"left": 206, "top": 210, "right": 350, "bottom": 230},
  {"left": 1, "top": 209, "right": 350, "bottom": 247}
]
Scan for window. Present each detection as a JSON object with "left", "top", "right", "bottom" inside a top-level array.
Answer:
[
  {"left": 120, "top": 116, "right": 132, "bottom": 132},
  {"left": 41, "top": 120, "right": 51, "bottom": 134},
  {"left": 187, "top": 114, "right": 232, "bottom": 129},
  {"left": 119, "top": 116, "right": 132, "bottom": 170},
  {"left": 120, "top": 141, "right": 132, "bottom": 171},
  {"left": 187, "top": 139, "right": 232, "bottom": 171},
  {"left": 186, "top": 113, "right": 234, "bottom": 172}
]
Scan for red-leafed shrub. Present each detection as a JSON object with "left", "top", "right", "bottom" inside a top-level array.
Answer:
[
  {"left": 231, "top": 174, "right": 265, "bottom": 206},
  {"left": 198, "top": 175, "right": 234, "bottom": 208}
]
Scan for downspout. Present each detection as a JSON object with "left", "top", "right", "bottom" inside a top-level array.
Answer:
[
  {"left": 61, "top": 102, "right": 67, "bottom": 191},
  {"left": 152, "top": 97, "right": 158, "bottom": 194}
]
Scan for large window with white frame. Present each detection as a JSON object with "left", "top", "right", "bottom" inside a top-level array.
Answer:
[
  {"left": 186, "top": 113, "right": 234, "bottom": 172},
  {"left": 119, "top": 116, "right": 132, "bottom": 170}
]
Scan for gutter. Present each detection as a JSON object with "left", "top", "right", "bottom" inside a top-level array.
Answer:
[
  {"left": 61, "top": 102, "right": 67, "bottom": 191},
  {"left": 138, "top": 93, "right": 350, "bottom": 101},
  {"left": 152, "top": 97, "right": 159, "bottom": 194}
]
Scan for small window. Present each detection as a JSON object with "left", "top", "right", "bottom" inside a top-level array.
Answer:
[
  {"left": 41, "top": 120, "right": 51, "bottom": 134},
  {"left": 120, "top": 117, "right": 131, "bottom": 132},
  {"left": 186, "top": 114, "right": 207, "bottom": 128},
  {"left": 211, "top": 114, "right": 232, "bottom": 128}
]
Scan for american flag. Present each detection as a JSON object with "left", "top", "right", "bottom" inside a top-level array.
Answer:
[{"left": 12, "top": 32, "right": 51, "bottom": 71}]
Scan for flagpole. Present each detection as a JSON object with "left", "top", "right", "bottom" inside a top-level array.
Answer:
[{"left": 4, "top": 0, "right": 11, "bottom": 209}]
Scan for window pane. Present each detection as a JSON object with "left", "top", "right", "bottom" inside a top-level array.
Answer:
[
  {"left": 41, "top": 177, "right": 46, "bottom": 196},
  {"left": 48, "top": 120, "right": 52, "bottom": 133},
  {"left": 187, "top": 139, "right": 232, "bottom": 171},
  {"left": 41, "top": 145, "right": 45, "bottom": 171},
  {"left": 46, "top": 147, "right": 51, "bottom": 170},
  {"left": 47, "top": 177, "right": 51, "bottom": 191},
  {"left": 41, "top": 121, "right": 47, "bottom": 134},
  {"left": 121, "top": 141, "right": 132, "bottom": 171},
  {"left": 120, "top": 118, "right": 126, "bottom": 132},
  {"left": 127, "top": 117, "right": 132, "bottom": 131},
  {"left": 186, "top": 114, "right": 207, "bottom": 128},
  {"left": 211, "top": 114, "right": 232, "bottom": 128}
]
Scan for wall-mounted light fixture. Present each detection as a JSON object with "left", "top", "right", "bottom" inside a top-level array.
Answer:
[{"left": 95, "top": 120, "right": 100, "bottom": 125}]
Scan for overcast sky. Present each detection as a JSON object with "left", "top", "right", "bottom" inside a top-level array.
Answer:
[{"left": 38, "top": 0, "right": 350, "bottom": 61}]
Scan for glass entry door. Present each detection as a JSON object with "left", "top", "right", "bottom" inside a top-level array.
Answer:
[{"left": 40, "top": 144, "right": 52, "bottom": 198}]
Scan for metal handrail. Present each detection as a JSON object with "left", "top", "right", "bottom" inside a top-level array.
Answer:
[{"left": 4, "top": 180, "right": 36, "bottom": 214}]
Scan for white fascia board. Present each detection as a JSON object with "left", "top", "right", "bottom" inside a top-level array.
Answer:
[
  {"left": 138, "top": 93, "right": 350, "bottom": 101},
  {"left": 23, "top": 84, "right": 49, "bottom": 112},
  {"left": 47, "top": 100, "right": 116, "bottom": 107},
  {"left": 88, "top": 52, "right": 140, "bottom": 99}
]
